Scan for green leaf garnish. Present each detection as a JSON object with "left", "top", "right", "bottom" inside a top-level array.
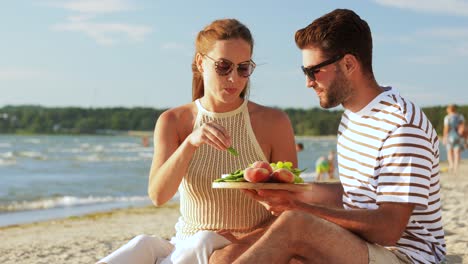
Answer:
[{"left": 227, "top": 146, "right": 239, "bottom": 156}]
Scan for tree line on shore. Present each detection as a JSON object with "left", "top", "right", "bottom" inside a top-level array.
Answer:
[{"left": 0, "top": 105, "right": 466, "bottom": 136}]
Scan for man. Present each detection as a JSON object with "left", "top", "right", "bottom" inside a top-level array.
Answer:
[{"left": 210, "top": 9, "right": 445, "bottom": 264}]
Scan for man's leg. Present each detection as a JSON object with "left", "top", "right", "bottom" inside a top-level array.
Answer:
[{"left": 233, "top": 210, "right": 369, "bottom": 264}]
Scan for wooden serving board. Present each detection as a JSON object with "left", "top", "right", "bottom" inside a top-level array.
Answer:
[{"left": 212, "top": 182, "right": 314, "bottom": 191}]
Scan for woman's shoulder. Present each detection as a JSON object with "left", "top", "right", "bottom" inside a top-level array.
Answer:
[{"left": 158, "top": 102, "right": 197, "bottom": 123}]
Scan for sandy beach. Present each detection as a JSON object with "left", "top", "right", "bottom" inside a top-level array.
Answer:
[{"left": 0, "top": 161, "right": 467, "bottom": 264}]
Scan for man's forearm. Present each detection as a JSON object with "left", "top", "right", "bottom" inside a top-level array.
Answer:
[
  {"left": 291, "top": 202, "right": 414, "bottom": 246},
  {"left": 298, "top": 182, "right": 344, "bottom": 208}
]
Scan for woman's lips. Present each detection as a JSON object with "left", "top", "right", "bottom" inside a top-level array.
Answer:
[{"left": 224, "top": 88, "right": 238, "bottom": 94}]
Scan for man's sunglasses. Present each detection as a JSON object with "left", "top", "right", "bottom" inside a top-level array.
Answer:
[
  {"left": 301, "top": 54, "right": 344, "bottom": 81},
  {"left": 203, "top": 54, "right": 256, "bottom": 78}
]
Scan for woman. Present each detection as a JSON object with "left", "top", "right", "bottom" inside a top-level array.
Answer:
[
  {"left": 97, "top": 18, "right": 297, "bottom": 264},
  {"left": 443, "top": 104, "right": 465, "bottom": 175}
]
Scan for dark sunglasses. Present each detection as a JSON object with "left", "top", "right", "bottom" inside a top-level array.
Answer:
[
  {"left": 301, "top": 54, "right": 344, "bottom": 81},
  {"left": 203, "top": 54, "right": 256, "bottom": 78}
]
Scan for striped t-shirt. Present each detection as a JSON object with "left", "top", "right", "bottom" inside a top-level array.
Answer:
[{"left": 337, "top": 87, "right": 445, "bottom": 264}]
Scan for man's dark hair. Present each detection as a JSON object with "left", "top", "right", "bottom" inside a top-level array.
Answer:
[{"left": 295, "top": 9, "right": 374, "bottom": 77}]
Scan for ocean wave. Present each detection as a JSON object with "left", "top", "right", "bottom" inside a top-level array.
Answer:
[
  {"left": 0, "top": 195, "right": 150, "bottom": 212},
  {"left": 0, "top": 143, "right": 12, "bottom": 148},
  {"left": 23, "top": 138, "right": 41, "bottom": 144},
  {"left": 111, "top": 142, "right": 141, "bottom": 149},
  {"left": 74, "top": 154, "right": 144, "bottom": 162},
  {"left": 0, "top": 158, "right": 16, "bottom": 166},
  {"left": 17, "top": 151, "right": 47, "bottom": 160},
  {"left": 0, "top": 151, "right": 47, "bottom": 160}
]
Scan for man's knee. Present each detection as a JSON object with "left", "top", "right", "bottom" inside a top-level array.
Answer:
[{"left": 275, "top": 210, "right": 313, "bottom": 230}]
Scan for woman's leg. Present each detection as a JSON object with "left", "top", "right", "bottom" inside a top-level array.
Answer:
[
  {"left": 165, "top": 231, "right": 231, "bottom": 264},
  {"left": 447, "top": 147, "right": 454, "bottom": 173},
  {"left": 97, "top": 234, "right": 174, "bottom": 264},
  {"left": 453, "top": 147, "right": 461, "bottom": 175}
]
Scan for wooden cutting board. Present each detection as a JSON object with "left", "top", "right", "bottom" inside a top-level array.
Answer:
[{"left": 212, "top": 182, "right": 314, "bottom": 191}]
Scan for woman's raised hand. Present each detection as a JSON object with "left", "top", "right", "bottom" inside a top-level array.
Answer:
[{"left": 187, "top": 121, "right": 231, "bottom": 150}]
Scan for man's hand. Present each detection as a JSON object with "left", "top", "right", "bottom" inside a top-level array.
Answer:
[{"left": 242, "top": 189, "right": 300, "bottom": 215}]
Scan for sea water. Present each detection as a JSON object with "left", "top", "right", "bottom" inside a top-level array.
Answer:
[{"left": 0, "top": 134, "right": 464, "bottom": 227}]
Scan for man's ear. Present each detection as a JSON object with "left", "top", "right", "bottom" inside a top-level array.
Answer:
[
  {"left": 195, "top": 53, "right": 204, "bottom": 73},
  {"left": 342, "top": 54, "right": 358, "bottom": 75}
]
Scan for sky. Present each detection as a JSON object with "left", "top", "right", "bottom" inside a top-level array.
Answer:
[{"left": 1, "top": 0, "right": 468, "bottom": 109}]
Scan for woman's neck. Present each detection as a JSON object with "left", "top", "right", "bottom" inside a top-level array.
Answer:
[{"left": 199, "top": 97, "right": 244, "bottom": 113}]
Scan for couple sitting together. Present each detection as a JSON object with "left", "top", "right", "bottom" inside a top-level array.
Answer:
[{"left": 98, "top": 9, "right": 445, "bottom": 264}]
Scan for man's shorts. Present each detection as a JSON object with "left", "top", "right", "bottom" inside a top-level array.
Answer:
[{"left": 367, "top": 243, "right": 412, "bottom": 264}]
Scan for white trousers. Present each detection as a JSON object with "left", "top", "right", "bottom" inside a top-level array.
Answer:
[{"left": 98, "top": 231, "right": 231, "bottom": 264}]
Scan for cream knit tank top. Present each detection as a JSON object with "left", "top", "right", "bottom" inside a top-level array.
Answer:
[{"left": 174, "top": 99, "right": 273, "bottom": 240}]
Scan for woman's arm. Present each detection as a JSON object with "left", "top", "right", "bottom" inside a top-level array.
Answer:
[
  {"left": 148, "top": 109, "right": 231, "bottom": 206},
  {"left": 147, "top": 110, "right": 195, "bottom": 206},
  {"left": 442, "top": 116, "right": 449, "bottom": 145}
]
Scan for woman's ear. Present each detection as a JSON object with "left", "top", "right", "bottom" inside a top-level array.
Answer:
[{"left": 195, "top": 53, "right": 204, "bottom": 73}]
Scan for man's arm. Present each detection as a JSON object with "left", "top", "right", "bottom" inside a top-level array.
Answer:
[
  {"left": 292, "top": 201, "right": 415, "bottom": 246},
  {"left": 245, "top": 188, "right": 415, "bottom": 246},
  {"left": 296, "top": 182, "right": 344, "bottom": 208}
]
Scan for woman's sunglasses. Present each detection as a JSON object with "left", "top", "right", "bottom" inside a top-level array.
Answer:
[
  {"left": 203, "top": 54, "right": 256, "bottom": 78},
  {"left": 301, "top": 54, "right": 344, "bottom": 81}
]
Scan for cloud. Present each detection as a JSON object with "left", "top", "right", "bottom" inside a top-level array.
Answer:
[
  {"left": 385, "top": 82, "right": 448, "bottom": 106},
  {"left": 373, "top": 0, "right": 468, "bottom": 16},
  {"left": 405, "top": 55, "right": 452, "bottom": 65},
  {"left": 418, "top": 28, "right": 468, "bottom": 38},
  {"left": 47, "top": 0, "right": 134, "bottom": 13},
  {"left": 52, "top": 16, "right": 152, "bottom": 46},
  {"left": 46, "top": 0, "right": 152, "bottom": 46},
  {"left": 0, "top": 68, "right": 49, "bottom": 81},
  {"left": 377, "top": 27, "right": 468, "bottom": 61},
  {"left": 161, "top": 42, "right": 186, "bottom": 51},
  {"left": 456, "top": 43, "right": 468, "bottom": 56}
]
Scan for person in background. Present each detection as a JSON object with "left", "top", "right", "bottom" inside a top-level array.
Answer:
[
  {"left": 295, "top": 142, "right": 304, "bottom": 152},
  {"left": 314, "top": 150, "right": 336, "bottom": 181},
  {"left": 141, "top": 135, "right": 150, "bottom": 147},
  {"left": 443, "top": 104, "right": 465, "bottom": 175},
  {"left": 97, "top": 18, "right": 297, "bottom": 264},
  {"left": 210, "top": 9, "right": 445, "bottom": 264}
]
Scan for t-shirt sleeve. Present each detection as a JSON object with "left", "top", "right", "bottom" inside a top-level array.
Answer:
[{"left": 377, "top": 125, "right": 433, "bottom": 209}]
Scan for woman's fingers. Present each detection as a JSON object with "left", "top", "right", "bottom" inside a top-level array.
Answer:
[
  {"left": 207, "top": 122, "right": 231, "bottom": 147},
  {"left": 199, "top": 122, "right": 231, "bottom": 150}
]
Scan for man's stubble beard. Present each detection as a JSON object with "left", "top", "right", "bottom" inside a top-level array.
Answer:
[{"left": 319, "top": 67, "right": 352, "bottom": 109}]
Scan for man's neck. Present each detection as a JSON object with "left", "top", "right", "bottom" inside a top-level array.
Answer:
[{"left": 343, "top": 78, "right": 382, "bottom": 113}]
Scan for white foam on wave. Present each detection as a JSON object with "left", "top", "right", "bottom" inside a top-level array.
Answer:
[
  {"left": 0, "top": 158, "right": 16, "bottom": 166},
  {"left": 18, "top": 151, "right": 47, "bottom": 160},
  {"left": 74, "top": 154, "right": 143, "bottom": 162},
  {"left": 0, "top": 195, "right": 151, "bottom": 212},
  {"left": 0, "top": 143, "right": 12, "bottom": 148},
  {"left": 49, "top": 147, "right": 84, "bottom": 154},
  {"left": 24, "top": 138, "right": 41, "bottom": 144}
]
